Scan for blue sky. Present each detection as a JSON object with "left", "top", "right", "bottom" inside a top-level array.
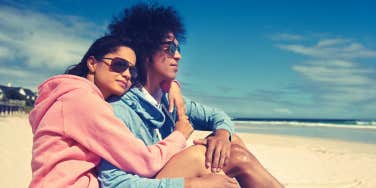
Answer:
[{"left": 0, "top": 0, "right": 375, "bottom": 119}]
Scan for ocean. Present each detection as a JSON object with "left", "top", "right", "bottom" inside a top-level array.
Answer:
[{"left": 233, "top": 118, "right": 376, "bottom": 144}]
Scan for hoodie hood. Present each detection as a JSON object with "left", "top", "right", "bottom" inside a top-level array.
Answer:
[
  {"left": 116, "top": 87, "right": 167, "bottom": 129},
  {"left": 29, "top": 75, "right": 103, "bottom": 133}
]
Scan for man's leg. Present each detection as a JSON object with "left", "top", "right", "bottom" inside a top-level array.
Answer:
[{"left": 223, "top": 135, "right": 284, "bottom": 188}]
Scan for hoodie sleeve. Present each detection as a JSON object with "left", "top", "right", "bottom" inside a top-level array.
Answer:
[{"left": 61, "top": 88, "right": 187, "bottom": 178}]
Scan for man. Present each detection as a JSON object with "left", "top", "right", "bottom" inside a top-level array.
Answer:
[{"left": 98, "top": 3, "right": 283, "bottom": 188}]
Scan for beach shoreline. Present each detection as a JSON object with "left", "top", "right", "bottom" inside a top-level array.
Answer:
[{"left": 1, "top": 115, "right": 376, "bottom": 188}]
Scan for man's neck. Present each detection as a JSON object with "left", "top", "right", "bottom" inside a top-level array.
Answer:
[
  {"left": 143, "top": 77, "right": 164, "bottom": 106},
  {"left": 143, "top": 79, "right": 162, "bottom": 97},
  {"left": 144, "top": 69, "right": 163, "bottom": 96}
]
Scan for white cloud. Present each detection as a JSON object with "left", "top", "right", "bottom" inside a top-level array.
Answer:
[
  {"left": 274, "top": 108, "right": 292, "bottom": 114},
  {"left": 277, "top": 37, "right": 376, "bottom": 59},
  {"left": 275, "top": 34, "right": 376, "bottom": 108},
  {"left": 0, "top": 66, "right": 57, "bottom": 90},
  {"left": 0, "top": 5, "right": 103, "bottom": 70},
  {"left": 0, "top": 67, "right": 36, "bottom": 78},
  {"left": 292, "top": 58, "right": 375, "bottom": 104},
  {"left": 293, "top": 60, "right": 373, "bottom": 86},
  {"left": 270, "top": 33, "right": 304, "bottom": 41},
  {"left": 0, "top": 45, "right": 12, "bottom": 59},
  {"left": 317, "top": 38, "right": 351, "bottom": 47},
  {"left": 323, "top": 59, "right": 353, "bottom": 67}
]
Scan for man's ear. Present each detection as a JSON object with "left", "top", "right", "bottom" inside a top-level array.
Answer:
[{"left": 87, "top": 56, "right": 97, "bottom": 73}]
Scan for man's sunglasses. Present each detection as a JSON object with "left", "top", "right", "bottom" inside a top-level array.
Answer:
[
  {"left": 100, "top": 57, "right": 138, "bottom": 82},
  {"left": 161, "top": 41, "right": 181, "bottom": 56}
]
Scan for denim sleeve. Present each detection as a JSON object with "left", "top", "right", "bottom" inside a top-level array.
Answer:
[
  {"left": 184, "top": 97, "right": 234, "bottom": 137},
  {"left": 98, "top": 159, "right": 184, "bottom": 188}
]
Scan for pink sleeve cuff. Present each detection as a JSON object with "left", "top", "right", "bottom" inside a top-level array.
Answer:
[{"left": 163, "top": 131, "right": 187, "bottom": 149}]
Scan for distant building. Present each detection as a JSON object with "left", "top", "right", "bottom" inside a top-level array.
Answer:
[
  {"left": 0, "top": 88, "right": 5, "bottom": 101},
  {"left": 0, "top": 85, "right": 37, "bottom": 106}
]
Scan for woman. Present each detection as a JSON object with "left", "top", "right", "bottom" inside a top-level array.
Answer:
[{"left": 29, "top": 35, "right": 194, "bottom": 188}]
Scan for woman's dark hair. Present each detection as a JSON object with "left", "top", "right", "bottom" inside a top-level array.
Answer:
[
  {"left": 108, "top": 2, "right": 186, "bottom": 84},
  {"left": 65, "top": 35, "right": 133, "bottom": 77}
]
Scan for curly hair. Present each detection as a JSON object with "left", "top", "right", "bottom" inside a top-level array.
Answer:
[{"left": 108, "top": 2, "right": 186, "bottom": 84}]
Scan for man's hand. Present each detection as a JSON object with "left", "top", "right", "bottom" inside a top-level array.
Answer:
[{"left": 193, "top": 129, "right": 231, "bottom": 173}]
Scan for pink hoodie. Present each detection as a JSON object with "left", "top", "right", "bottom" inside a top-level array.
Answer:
[{"left": 29, "top": 75, "right": 186, "bottom": 188}]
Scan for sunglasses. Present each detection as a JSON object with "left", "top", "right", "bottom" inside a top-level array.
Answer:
[
  {"left": 100, "top": 57, "right": 138, "bottom": 82},
  {"left": 161, "top": 41, "right": 181, "bottom": 56}
]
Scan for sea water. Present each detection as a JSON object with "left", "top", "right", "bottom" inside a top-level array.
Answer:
[{"left": 233, "top": 118, "right": 376, "bottom": 144}]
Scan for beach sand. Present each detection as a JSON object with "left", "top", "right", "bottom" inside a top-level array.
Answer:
[{"left": 1, "top": 115, "right": 376, "bottom": 188}]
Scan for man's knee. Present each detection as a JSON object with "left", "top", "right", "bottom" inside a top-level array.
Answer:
[
  {"left": 231, "top": 134, "right": 247, "bottom": 148},
  {"left": 225, "top": 144, "right": 261, "bottom": 174},
  {"left": 230, "top": 144, "right": 252, "bottom": 165}
]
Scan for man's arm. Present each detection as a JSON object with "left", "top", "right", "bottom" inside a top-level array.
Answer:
[{"left": 184, "top": 97, "right": 234, "bottom": 137}]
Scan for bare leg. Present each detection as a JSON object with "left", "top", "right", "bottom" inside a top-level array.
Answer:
[
  {"left": 223, "top": 143, "right": 283, "bottom": 188},
  {"left": 156, "top": 145, "right": 216, "bottom": 178},
  {"left": 231, "top": 134, "right": 247, "bottom": 148},
  {"left": 156, "top": 134, "right": 283, "bottom": 188}
]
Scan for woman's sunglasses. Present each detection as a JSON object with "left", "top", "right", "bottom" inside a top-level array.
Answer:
[
  {"left": 100, "top": 57, "right": 138, "bottom": 82},
  {"left": 161, "top": 41, "right": 181, "bottom": 56}
]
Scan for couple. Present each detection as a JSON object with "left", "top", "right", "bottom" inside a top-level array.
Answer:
[{"left": 29, "top": 3, "right": 283, "bottom": 188}]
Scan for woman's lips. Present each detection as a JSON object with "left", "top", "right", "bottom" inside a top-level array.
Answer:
[{"left": 117, "top": 80, "right": 128, "bottom": 88}]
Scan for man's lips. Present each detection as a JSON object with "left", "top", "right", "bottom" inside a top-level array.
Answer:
[{"left": 170, "top": 64, "right": 178, "bottom": 70}]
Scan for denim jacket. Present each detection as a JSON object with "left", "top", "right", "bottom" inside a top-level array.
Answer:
[{"left": 98, "top": 87, "right": 234, "bottom": 188}]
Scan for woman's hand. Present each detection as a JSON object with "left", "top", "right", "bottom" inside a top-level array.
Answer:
[
  {"left": 174, "top": 115, "right": 193, "bottom": 140},
  {"left": 165, "top": 80, "right": 186, "bottom": 117},
  {"left": 161, "top": 80, "right": 192, "bottom": 138}
]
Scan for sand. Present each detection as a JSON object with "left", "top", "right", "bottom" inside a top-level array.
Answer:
[
  {"left": 0, "top": 115, "right": 33, "bottom": 188},
  {"left": 1, "top": 115, "right": 376, "bottom": 188}
]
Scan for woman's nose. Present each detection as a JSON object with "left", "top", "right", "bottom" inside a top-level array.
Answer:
[{"left": 121, "top": 68, "right": 131, "bottom": 80}]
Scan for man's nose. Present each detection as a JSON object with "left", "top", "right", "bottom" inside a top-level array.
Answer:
[{"left": 173, "top": 50, "right": 182, "bottom": 61}]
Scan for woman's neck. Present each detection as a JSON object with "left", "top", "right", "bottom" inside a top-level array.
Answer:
[{"left": 87, "top": 74, "right": 110, "bottom": 99}]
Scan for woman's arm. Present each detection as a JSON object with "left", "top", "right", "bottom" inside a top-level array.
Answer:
[
  {"left": 161, "top": 80, "right": 186, "bottom": 115},
  {"left": 62, "top": 88, "right": 188, "bottom": 177}
]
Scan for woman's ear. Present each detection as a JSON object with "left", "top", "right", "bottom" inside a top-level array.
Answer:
[{"left": 87, "top": 56, "right": 97, "bottom": 73}]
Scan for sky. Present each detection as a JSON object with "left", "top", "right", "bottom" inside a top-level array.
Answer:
[{"left": 0, "top": 0, "right": 375, "bottom": 119}]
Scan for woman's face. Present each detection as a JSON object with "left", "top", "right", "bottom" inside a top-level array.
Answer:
[{"left": 90, "top": 46, "right": 136, "bottom": 98}]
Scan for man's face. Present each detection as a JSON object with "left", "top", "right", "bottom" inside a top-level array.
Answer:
[{"left": 149, "top": 32, "right": 182, "bottom": 82}]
